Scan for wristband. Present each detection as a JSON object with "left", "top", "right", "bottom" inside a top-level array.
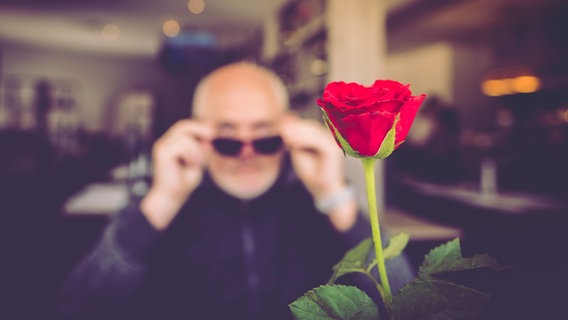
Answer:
[{"left": 314, "top": 185, "right": 356, "bottom": 214}]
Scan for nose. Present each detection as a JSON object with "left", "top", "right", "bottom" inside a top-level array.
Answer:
[{"left": 239, "top": 141, "right": 256, "bottom": 158}]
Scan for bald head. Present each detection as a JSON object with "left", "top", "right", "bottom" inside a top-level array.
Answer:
[{"left": 192, "top": 62, "right": 289, "bottom": 119}]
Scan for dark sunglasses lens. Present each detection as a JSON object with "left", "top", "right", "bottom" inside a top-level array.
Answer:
[
  {"left": 253, "top": 136, "right": 283, "bottom": 154},
  {"left": 212, "top": 138, "right": 243, "bottom": 156}
]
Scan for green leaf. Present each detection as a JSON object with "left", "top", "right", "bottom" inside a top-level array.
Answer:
[
  {"left": 289, "top": 284, "right": 380, "bottom": 320},
  {"left": 391, "top": 279, "right": 490, "bottom": 320},
  {"left": 329, "top": 238, "right": 373, "bottom": 284},
  {"left": 329, "top": 234, "right": 410, "bottom": 284},
  {"left": 418, "top": 238, "right": 462, "bottom": 277},
  {"left": 383, "top": 232, "right": 410, "bottom": 260},
  {"left": 419, "top": 238, "right": 508, "bottom": 278}
]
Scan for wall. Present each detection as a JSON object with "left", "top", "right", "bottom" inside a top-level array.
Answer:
[
  {"left": 385, "top": 42, "right": 454, "bottom": 103},
  {"left": 385, "top": 41, "right": 496, "bottom": 133},
  {"left": 451, "top": 41, "right": 494, "bottom": 132},
  {"left": 0, "top": 44, "right": 199, "bottom": 136}
]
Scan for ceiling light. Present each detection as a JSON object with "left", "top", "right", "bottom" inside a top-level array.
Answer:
[
  {"left": 163, "top": 20, "right": 180, "bottom": 37},
  {"left": 188, "top": 0, "right": 205, "bottom": 15},
  {"left": 101, "top": 24, "right": 120, "bottom": 41},
  {"left": 511, "top": 75, "right": 541, "bottom": 93},
  {"left": 481, "top": 79, "right": 512, "bottom": 97}
]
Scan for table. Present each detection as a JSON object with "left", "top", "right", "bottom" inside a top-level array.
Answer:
[{"left": 62, "top": 182, "right": 130, "bottom": 216}]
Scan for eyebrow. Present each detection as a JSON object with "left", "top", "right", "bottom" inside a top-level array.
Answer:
[
  {"left": 216, "top": 122, "right": 236, "bottom": 131},
  {"left": 252, "top": 121, "right": 276, "bottom": 130},
  {"left": 216, "top": 120, "right": 276, "bottom": 131}
]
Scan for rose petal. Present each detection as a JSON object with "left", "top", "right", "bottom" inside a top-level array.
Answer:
[
  {"left": 395, "top": 94, "right": 427, "bottom": 146},
  {"left": 371, "top": 80, "right": 404, "bottom": 99},
  {"left": 327, "top": 100, "right": 402, "bottom": 118},
  {"left": 393, "top": 84, "right": 411, "bottom": 100},
  {"left": 371, "top": 99, "right": 404, "bottom": 114},
  {"left": 320, "top": 82, "right": 375, "bottom": 111},
  {"left": 327, "top": 110, "right": 396, "bottom": 157}
]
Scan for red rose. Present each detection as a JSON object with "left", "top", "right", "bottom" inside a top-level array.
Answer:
[{"left": 317, "top": 80, "right": 426, "bottom": 159}]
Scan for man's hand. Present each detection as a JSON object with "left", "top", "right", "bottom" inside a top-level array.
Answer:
[
  {"left": 141, "top": 120, "right": 213, "bottom": 230},
  {"left": 281, "top": 117, "right": 357, "bottom": 231},
  {"left": 281, "top": 117, "right": 344, "bottom": 198}
]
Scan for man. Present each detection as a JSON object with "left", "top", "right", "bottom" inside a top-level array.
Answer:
[{"left": 58, "top": 62, "right": 413, "bottom": 320}]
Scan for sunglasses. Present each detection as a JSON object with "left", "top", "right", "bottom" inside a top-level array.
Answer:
[{"left": 211, "top": 135, "right": 284, "bottom": 156}]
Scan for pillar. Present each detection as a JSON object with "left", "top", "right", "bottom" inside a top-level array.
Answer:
[{"left": 325, "top": 0, "right": 388, "bottom": 216}]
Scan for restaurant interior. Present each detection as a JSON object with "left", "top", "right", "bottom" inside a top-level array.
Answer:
[{"left": 1, "top": 0, "right": 567, "bottom": 318}]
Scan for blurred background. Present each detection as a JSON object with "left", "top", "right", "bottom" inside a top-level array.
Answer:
[{"left": 1, "top": 0, "right": 567, "bottom": 318}]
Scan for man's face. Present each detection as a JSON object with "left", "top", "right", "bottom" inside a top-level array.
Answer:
[{"left": 201, "top": 75, "right": 286, "bottom": 200}]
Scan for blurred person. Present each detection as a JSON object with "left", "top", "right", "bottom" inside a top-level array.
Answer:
[{"left": 57, "top": 62, "right": 413, "bottom": 320}]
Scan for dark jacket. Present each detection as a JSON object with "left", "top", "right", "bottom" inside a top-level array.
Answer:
[{"left": 58, "top": 161, "right": 412, "bottom": 320}]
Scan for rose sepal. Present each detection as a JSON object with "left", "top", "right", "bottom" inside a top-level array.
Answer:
[
  {"left": 373, "top": 114, "right": 398, "bottom": 159},
  {"left": 322, "top": 110, "right": 361, "bottom": 158},
  {"left": 322, "top": 110, "right": 400, "bottom": 160}
]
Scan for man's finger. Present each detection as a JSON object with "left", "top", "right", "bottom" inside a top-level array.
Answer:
[
  {"left": 281, "top": 121, "right": 337, "bottom": 155},
  {"left": 167, "top": 119, "right": 214, "bottom": 143}
]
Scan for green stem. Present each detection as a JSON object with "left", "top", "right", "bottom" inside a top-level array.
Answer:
[{"left": 361, "top": 157, "right": 392, "bottom": 308}]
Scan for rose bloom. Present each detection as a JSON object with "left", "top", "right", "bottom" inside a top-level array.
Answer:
[{"left": 317, "top": 80, "right": 426, "bottom": 159}]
